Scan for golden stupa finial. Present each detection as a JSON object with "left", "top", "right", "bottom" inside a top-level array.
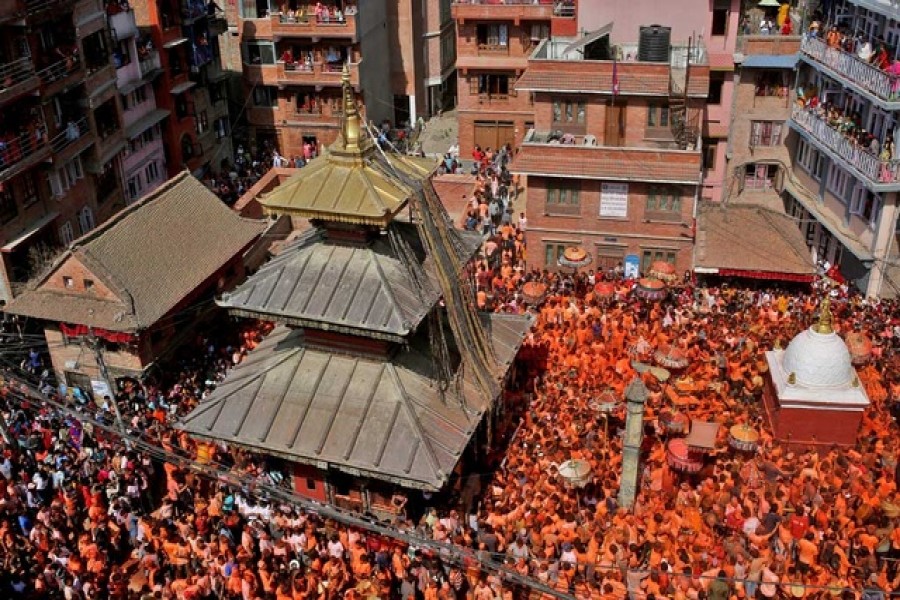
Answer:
[
  {"left": 340, "top": 61, "right": 361, "bottom": 152},
  {"left": 814, "top": 294, "right": 834, "bottom": 334}
]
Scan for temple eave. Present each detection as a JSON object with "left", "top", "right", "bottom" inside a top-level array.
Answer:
[
  {"left": 260, "top": 206, "right": 398, "bottom": 227},
  {"left": 221, "top": 306, "right": 414, "bottom": 343}
]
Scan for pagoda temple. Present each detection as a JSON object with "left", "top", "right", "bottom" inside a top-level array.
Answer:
[{"left": 178, "top": 66, "right": 531, "bottom": 516}]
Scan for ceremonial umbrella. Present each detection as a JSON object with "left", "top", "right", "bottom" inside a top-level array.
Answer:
[
  {"left": 648, "top": 260, "right": 678, "bottom": 283},
  {"left": 634, "top": 277, "right": 667, "bottom": 300},
  {"left": 521, "top": 281, "right": 548, "bottom": 305},
  {"left": 654, "top": 346, "right": 689, "bottom": 370},
  {"left": 555, "top": 459, "right": 593, "bottom": 488},
  {"left": 845, "top": 331, "right": 873, "bottom": 365},
  {"left": 558, "top": 246, "right": 592, "bottom": 269}
]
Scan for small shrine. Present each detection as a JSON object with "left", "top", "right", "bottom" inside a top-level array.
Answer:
[
  {"left": 763, "top": 297, "right": 870, "bottom": 447},
  {"left": 179, "top": 66, "right": 531, "bottom": 516}
]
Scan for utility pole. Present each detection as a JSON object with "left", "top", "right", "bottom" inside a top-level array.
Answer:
[{"left": 88, "top": 332, "right": 129, "bottom": 443}]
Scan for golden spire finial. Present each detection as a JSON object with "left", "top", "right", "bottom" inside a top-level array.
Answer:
[
  {"left": 814, "top": 294, "right": 834, "bottom": 334},
  {"left": 340, "top": 61, "right": 360, "bottom": 152}
]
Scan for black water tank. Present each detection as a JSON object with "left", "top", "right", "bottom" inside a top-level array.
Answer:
[{"left": 638, "top": 25, "right": 671, "bottom": 62}]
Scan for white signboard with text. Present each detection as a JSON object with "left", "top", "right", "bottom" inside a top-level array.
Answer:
[{"left": 600, "top": 182, "right": 628, "bottom": 218}]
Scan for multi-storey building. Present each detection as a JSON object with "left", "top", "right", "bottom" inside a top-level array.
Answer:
[
  {"left": 236, "top": 0, "right": 393, "bottom": 158},
  {"left": 0, "top": 0, "right": 124, "bottom": 303},
  {"left": 786, "top": 0, "right": 900, "bottom": 297},
  {"left": 451, "top": 0, "right": 577, "bottom": 156},
  {"left": 133, "top": 0, "right": 231, "bottom": 177},
  {"left": 108, "top": 6, "right": 169, "bottom": 203},
  {"left": 389, "top": 0, "right": 456, "bottom": 123},
  {"left": 511, "top": 30, "right": 708, "bottom": 274},
  {"left": 724, "top": 32, "right": 801, "bottom": 200}
]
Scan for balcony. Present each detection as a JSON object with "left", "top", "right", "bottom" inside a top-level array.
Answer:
[
  {"left": 789, "top": 105, "right": 900, "bottom": 192},
  {"left": 37, "top": 55, "right": 83, "bottom": 96},
  {"left": 271, "top": 10, "right": 358, "bottom": 40},
  {"left": 512, "top": 129, "right": 702, "bottom": 185},
  {"left": 799, "top": 35, "right": 900, "bottom": 109},
  {"left": 0, "top": 57, "right": 39, "bottom": 105},
  {"left": 189, "top": 44, "right": 213, "bottom": 73},
  {"left": 109, "top": 8, "right": 138, "bottom": 40},
  {"left": 50, "top": 117, "right": 92, "bottom": 161},
  {"left": 0, "top": 129, "right": 53, "bottom": 184},
  {"left": 276, "top": 60, "right": 359, "bottom": 87},
  {"left": 452, "top": 0, "right": 556, "bottom": 23},
  {"left": 139, "top": 49, "right": 163, "bottom": 79}
]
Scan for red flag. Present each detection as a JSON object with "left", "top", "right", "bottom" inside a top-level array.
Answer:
[{"left": 612, "top": 56, "right": 620, "bottom": 97}]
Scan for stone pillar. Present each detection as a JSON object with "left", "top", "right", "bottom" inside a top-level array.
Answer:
[
  {"left": 618, "top": 377, "right": 649, "bottom": 510},
  {"left": 867, "top": 191, "right": 899, "bottom": 298}
]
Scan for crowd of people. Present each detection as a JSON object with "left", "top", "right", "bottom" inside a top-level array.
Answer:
[
  {"left": 1, "top": 150, "right": 900, "bottom": 598},
  {"left": 206, "top": 142, "right": 313, "bottom": 205}
]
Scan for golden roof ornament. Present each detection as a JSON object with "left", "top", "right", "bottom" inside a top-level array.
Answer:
[
  {"left": 340, "top": 61, "right": 361, "bottom": 153},
  {"left": 814, "top": 295, "right": 834, "bottom": 334}
]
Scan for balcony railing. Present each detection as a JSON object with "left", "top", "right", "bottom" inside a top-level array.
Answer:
[
  {"left": 0, "top": 57, "right": 37, "bottom": 89},
  {"left": 0, "top": 127, "right": 52, "bottom": 182},
  {"left": 800, "top": 35, "right": 898, "bottom": 104},
  {"left": 791, "top": 105, "right": 900, "bottom": 185},
  {"left": 37, "top": 55, "right": 81, "bottom": 86},
  {"left": 139, "top": 49, "right": 162, "bottom": 77},
  {"left": 50, "top": 117, "right": 89, "bottom": 154}
]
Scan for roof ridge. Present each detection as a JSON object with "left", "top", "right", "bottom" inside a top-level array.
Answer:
[
  {"left": 369, "top": 248, "right": 409, "bottom": 329},
  {"left": 74, "top": 249, "right": 139, "bottom": 325},
  {"left": 386, "top": 364, "right": 442, "bottom": 478}
]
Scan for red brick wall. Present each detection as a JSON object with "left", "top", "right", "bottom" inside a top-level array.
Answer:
[
  {"left": 293, "top": 463, "right": 327, "bottom": 502},
  {"left": 40, "top": 256, "right": 119, "bottom": 301},
  {"left": 762, "top": 383, "right": 863, "bottom": 447},
  {"left": 525, "top": 175, "right": 695, "bottom": 273}
]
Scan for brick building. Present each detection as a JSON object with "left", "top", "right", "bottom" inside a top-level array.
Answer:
[
  {"left": 4, "top": 172, "right": 265, "bottom": 391},
  {"left": 451, "top": 0, "right": 577, "bottom": 156},
  {"left": 132, "top": 0, "right": 232, "bottom": 177},
  {"left": 0, "top": 0, "right": 126, "bottom": 303},
  {"left": 511, "top": 31, "right": 708, "bottom": 275},
  {"left": 388, "top": 0, "right": 457, "bottom": 123},
  {"left": 236, "top": 1, "right": 391, "bottom": 157}
]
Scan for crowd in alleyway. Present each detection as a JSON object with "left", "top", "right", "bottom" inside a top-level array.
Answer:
[
  {"left": 0, "top": 159, "right": 899, "bottom": 598},
  {"left": 206, "top": 142, "right": 314, "bottom": 205}
]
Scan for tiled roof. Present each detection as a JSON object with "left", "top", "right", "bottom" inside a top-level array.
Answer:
[
  {"left": 511, "top": 147, "right": 701, "bottom": 184},
  {"left": 695, "top": 203, "right": 815, "bottom": 275},
  {"left": 516, "top": 69, "right": 670, "bottom": 96},
  {"left": 178, "top": 313, "right": 532, "bottom": 491},
  {"left": 6, "top": 172, "right": 266, "bottom": 331},
  {"left": 218, "top": 223, "right": 483, "bottom": 341}
]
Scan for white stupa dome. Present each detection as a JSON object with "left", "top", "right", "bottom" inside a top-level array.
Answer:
[{"left": 781, "top": 305, "right": 853, "bottom": 389}]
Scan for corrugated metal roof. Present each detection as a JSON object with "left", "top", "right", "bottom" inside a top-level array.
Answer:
[
  {"left": 178, "top": 313, "right": 531, "bottom": 490},
  {"left": 741, "top": 53, "right": 798, "bottom": 69},
  {"left": 6, "top": 172, "right": 266, "bottom": 331},
  {"left": 219, "top": 222, "right": 482, "bottom": 341}
]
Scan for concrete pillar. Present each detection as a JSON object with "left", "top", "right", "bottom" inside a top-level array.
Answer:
[
  {"left": 618, "top": 377, "right": 649, "bottom": 510},
  {"left": 408, "top": 95, "right": 417, "bottom": 125},
  {"left": 867, "top": 191, "right": 899, "bottom": 298}
]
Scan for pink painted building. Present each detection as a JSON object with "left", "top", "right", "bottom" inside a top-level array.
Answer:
[{"left": 577, "top": 0, "right": 742, "bottom": 203}]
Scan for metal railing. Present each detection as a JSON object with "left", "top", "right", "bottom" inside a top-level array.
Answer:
[
  {"left": 791, "top": 106, "right": 900, "bottom": 184},
  {"left": 0, "top": 57, "right": 37, "bottom": 91},
  {"left": 0, "top": 128, "right": 51, "bottom": 181},
  {"left": 50, "top": 117, "right": 89, "bottom": 154},
  {"left": 139, "top": 50, "right": 161, "bottom": 77},
  {"left": 800, "top": 35, "right": 898, "bottom": 103},
  {"left": 37, "top": 55, "right": 80, "bottom": 85}
]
